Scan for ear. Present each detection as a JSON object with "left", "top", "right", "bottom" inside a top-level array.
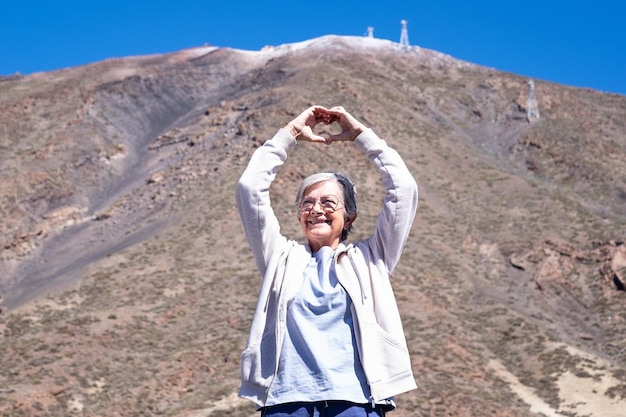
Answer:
[{"left": 344, "top": 214, "right": 357, "bottom": 230}]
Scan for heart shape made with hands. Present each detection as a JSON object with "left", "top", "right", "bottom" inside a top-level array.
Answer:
[{"left": 296, "top": 106, "right": 361, "bottom": 144}]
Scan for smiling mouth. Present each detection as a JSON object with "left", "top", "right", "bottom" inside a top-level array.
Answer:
[{"left": 308, "top": 219, "right": 331, "bottom": 225}]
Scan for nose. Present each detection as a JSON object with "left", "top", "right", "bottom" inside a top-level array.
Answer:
[{"left": 309, "top": 200, "right": 324, "bottom": 213}]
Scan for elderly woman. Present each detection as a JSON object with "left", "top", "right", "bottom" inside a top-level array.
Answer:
[{"left": 236, "top": 106, "right": 418, "bottom": 417}]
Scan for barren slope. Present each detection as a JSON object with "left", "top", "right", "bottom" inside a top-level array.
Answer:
[{"left": 1, "top": 36, "right": 625, "bottom": 417}]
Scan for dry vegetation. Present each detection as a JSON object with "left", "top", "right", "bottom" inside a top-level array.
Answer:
[{"left": 1, "top": 36, "right": 625, "bottom": 416}]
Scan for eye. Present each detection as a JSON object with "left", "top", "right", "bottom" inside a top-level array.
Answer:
[
  {"left": 299, "top": 198, "right": 315, "bottom": 210},
  {"left": 321, "top": 196, "right": 339, "bottom": 209}
]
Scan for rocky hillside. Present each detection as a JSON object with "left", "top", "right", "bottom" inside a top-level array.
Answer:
[{"left": 0, "top": 36, "right": 625, "bottom": 417}]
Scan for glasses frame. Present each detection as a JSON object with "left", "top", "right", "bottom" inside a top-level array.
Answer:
[{"left": 297, "top": 194, "right": 344, "bottom": 213}]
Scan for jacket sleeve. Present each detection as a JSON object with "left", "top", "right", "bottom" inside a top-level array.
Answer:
[
  {"left": 356, "top": 129, "right": 418, "bottom": 274},
  {"left": 235, "top": 129, "right": 295, "bottom": 276}
]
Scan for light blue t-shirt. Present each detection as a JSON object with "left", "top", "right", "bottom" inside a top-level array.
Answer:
[{"left": 266, "top": 246, "right": 370, "bottom": 405}]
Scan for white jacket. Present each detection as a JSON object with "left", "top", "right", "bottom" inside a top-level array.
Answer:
[{"left": 236, "top": 127, "right": 418, "bottom": 407}]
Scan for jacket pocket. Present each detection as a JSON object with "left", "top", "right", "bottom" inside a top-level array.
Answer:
[{"left": 361, "top": 323, "right": 412, "bottom": 384}]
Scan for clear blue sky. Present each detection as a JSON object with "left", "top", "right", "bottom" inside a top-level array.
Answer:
[{"left": 2, "top": 0, "right": 624, "bottom": 95}]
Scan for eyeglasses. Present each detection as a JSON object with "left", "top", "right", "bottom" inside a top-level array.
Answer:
[{"left": 297, "top": 195, "right": 343, "bottom": 213}]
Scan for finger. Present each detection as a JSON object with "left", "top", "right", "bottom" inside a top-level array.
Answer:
[
  {"left": 312, "top": 106, "right": 328, "bottom": 117},
  {"left": 312, "top": 106, "right": 330, "bottom": 120},
  {"left": 325, "top": 106, "right": 346, "bottom": 116},
  {"left": 297, "top": 126, "right": 329, "bottom": 143},
  {"left": 305, "top": 136, "right": 331, "bottom": 144}
]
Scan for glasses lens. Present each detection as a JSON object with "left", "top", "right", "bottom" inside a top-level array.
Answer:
[{"left": 320, "top": 196, "right": 339, "bottom": 210}]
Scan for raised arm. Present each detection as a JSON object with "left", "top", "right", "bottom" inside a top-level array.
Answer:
[
  {"left": 235, "top": 106, "right": 330, "bottom": 274},
  {"left": 357, "top": 129, "right": 418, "bottom": 273}
]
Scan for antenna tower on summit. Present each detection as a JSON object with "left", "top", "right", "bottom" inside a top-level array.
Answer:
[
  {"left": 367, "top": 26, "right": 374, "bottom": 38},
  {"left": 399, "top": 20, "right": 410, "bottom": 48},
  {"left": 526, "top": 79, "right": 540, "bottom": 122}
]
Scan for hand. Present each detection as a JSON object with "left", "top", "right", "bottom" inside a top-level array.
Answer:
[
  {"left": 323, "top": 106, "right": 368, "bottom": 143},
  {"left": 284, "top": 106, "right": 330, "bottom": 144},
  {"left": 284, "top": 106, "right": 368, "bottom": 144}
]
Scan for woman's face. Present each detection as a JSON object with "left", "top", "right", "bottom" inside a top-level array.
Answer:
[{"left": 298, "top": 180, "right": 354, "bottom": 252}]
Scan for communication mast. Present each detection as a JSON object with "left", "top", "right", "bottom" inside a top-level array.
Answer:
[
  {"left": 399, "top": 20, "right": 410, "bottom": 48},
  {"left": 367, "top": 27, "right": 374, "bottom": 38},
  {"left": 526, "top": 79, "right": 540, "bottom": 122}
]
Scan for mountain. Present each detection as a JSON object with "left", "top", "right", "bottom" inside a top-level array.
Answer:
[{"left": 0, "top": 35, "right": 625, "bottom": 417}]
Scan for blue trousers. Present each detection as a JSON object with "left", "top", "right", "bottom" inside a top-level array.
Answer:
[{"left": 261, "top": 401, "right": 386, "bottom": 417}]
